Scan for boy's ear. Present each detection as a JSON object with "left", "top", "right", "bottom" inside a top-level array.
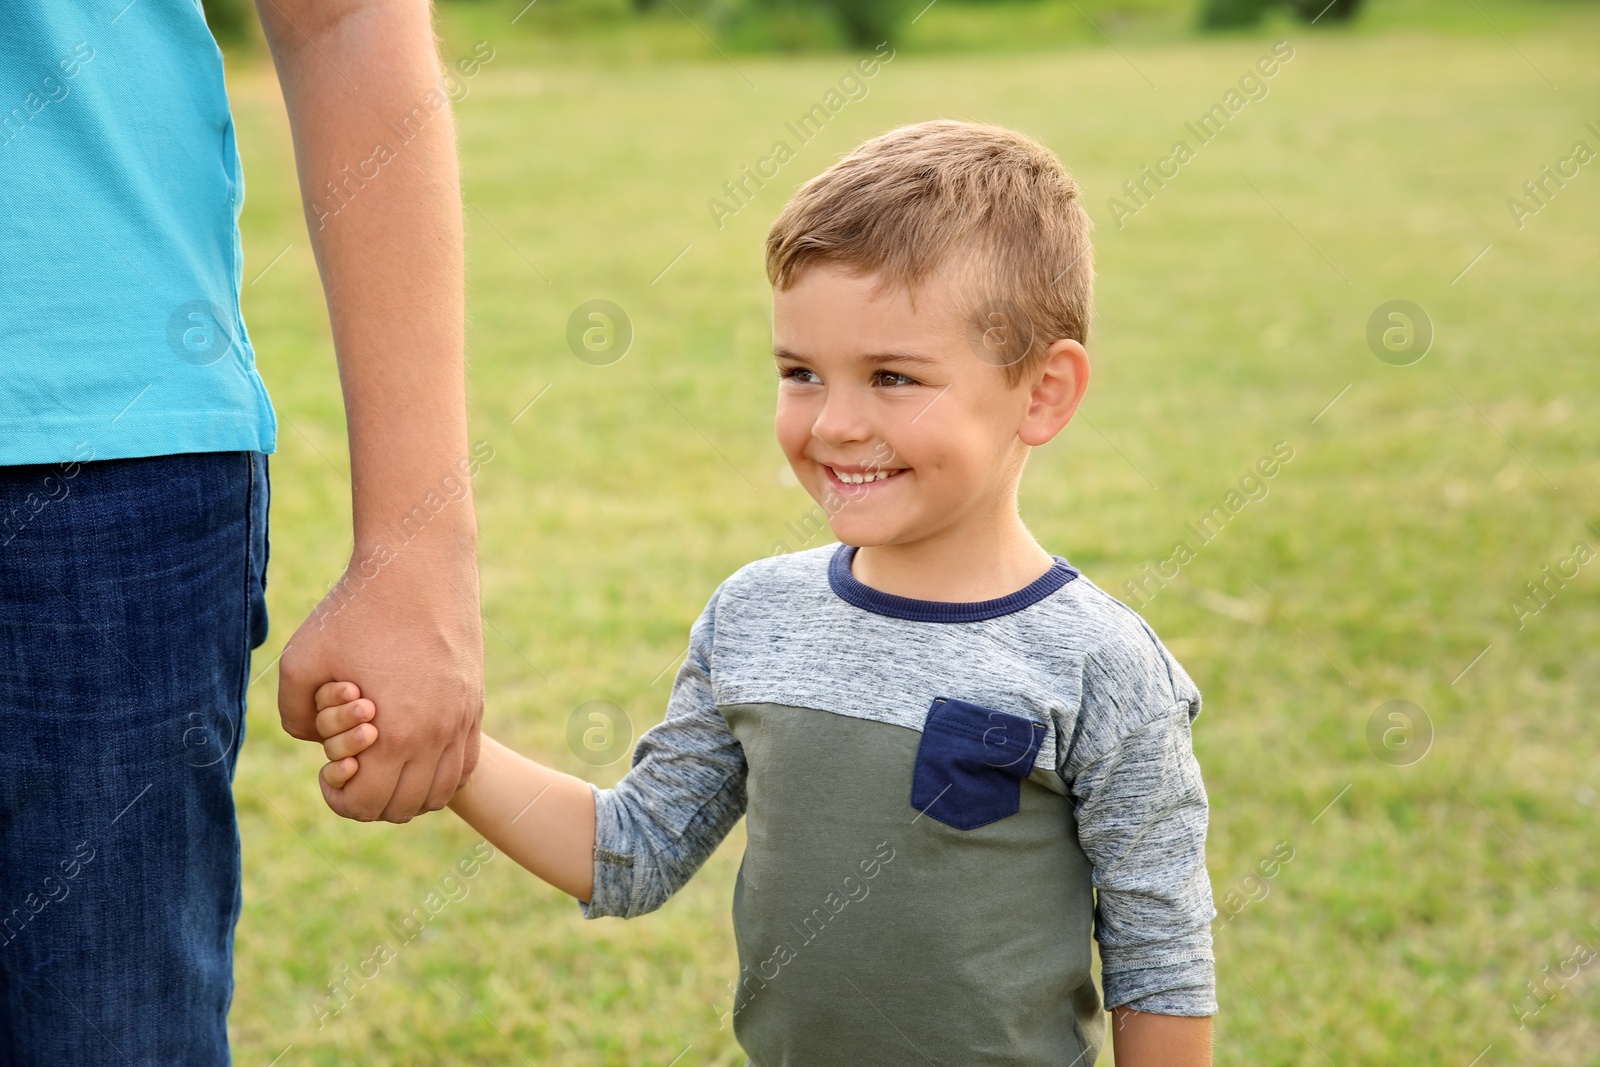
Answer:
[{"left": 1018, "top": 338, "right": 1089, "bottom": 447}]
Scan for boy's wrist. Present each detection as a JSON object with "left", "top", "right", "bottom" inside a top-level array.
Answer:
[{"left": 446, "top": 732, "right": 498, "bottom": 811}]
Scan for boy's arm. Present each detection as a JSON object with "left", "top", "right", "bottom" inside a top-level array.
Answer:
[
  {"left": 448, "top": 736, "right": 597, "bottom": 902},
  {"left": 1112, "top": 1008, "right": 1213, "bottom": 1067},
  {"left": 316, "top": 587, "right": 747, "bottom": 915},
  {"left": 440, "top": 660, "right": 748, "bottom": 914},
  {"left": 1065, "top": 629, "right": 1216, "bottom": 1062},
  {"left": 577, "top": 586, "right": 747, "bottom": 918},
  {"left": 314, "top": 682, "right": 596, "bottom": 900}
]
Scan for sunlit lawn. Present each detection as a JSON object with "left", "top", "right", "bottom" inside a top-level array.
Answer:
[{"left": 229, "top": 3, "right": 1599, "bottom": 1062}]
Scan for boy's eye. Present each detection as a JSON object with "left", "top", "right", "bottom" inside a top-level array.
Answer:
[
  {"left": 875, "top": 370, "right": 919, "bottom": 387},
  {"left": 778, "top": 365, "right": 820, "bottom": 384}
]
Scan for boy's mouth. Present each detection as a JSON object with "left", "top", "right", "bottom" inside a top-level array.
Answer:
[{"left": 824, "top": 464, "right": 907, "bottom": 488}]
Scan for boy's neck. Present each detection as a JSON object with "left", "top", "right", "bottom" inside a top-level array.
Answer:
[{"left": 849, "top": 512, "right": 1056, "bottom": 604}]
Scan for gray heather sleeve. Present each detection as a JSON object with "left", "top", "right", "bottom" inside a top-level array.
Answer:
[
  {"left": 577, "top": 586, "right": 748, "bottom": 920},
  {"left": 1064, "top": 617, "right": 1217, "bottom": 1016}
]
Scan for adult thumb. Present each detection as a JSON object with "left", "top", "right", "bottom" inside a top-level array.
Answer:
[{"left": 277, "top": 624, "right": 326, "bottom": 742}]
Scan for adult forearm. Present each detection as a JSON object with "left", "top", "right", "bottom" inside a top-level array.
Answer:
[
  {"left": 258, "top": 0, "right": 473, "bottom": 555},
  {"left": 449, "top": 736, "right": 598, "bottom": 903},
  {"left": 263, "top": 0, "right": 485, "bottom": 822}
]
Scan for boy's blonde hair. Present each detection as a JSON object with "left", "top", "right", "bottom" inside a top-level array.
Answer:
[{"left": 765, "top": 120, "right": 1094, "bottom": 384}]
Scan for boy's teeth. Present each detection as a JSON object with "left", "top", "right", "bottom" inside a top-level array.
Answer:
[{"left": 831, "top": 467, "right": 895, "bottom": 485}]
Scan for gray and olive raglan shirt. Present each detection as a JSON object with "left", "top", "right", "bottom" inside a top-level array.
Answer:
[{"left": 579, "top": 543, "right": 1216, "bottom": 1066}]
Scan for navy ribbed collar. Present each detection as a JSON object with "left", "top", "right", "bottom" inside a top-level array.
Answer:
[{"left": 827, "top": 543, "right": 1079, "bottom": 623}]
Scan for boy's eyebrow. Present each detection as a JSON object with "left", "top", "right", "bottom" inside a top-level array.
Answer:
[{"left": 772, "top": 346, "right": 942, "bottom": 367}]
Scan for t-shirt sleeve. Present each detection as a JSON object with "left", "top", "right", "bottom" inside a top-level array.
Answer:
[
  {"left": 578, "top": 585, "right": 748, "bottom": 920},
  {"left": 1063, "top": 615, "right": 1217, "bottom": 1016}
]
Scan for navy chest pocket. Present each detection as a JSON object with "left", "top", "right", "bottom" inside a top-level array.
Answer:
[{"left": 910, "top": 696, "right": 1047, "bottom": 830}]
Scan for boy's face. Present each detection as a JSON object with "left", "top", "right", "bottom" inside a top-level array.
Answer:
[{"left": 771, "top": 263, "right": 1047, "bottom": 551}]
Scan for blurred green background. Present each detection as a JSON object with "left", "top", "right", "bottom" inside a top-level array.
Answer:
[{"left": 223, "top": 0, "right": 1599, "bottom": 1062}]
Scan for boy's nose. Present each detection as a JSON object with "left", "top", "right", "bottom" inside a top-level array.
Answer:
[{"left": 810, "top": 389, "right": 875, "bottom": 445}]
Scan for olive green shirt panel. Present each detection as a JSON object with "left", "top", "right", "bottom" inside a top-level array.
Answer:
[{"left": 722, "top": 701, "right": 1104, "bottom": 1067}]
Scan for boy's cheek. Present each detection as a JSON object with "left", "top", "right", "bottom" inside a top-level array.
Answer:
[{"left": 772, "top": 404, "right": 815, "bottom": 464}]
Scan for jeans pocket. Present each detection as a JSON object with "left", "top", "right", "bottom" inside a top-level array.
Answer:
[{"left": 910, "top": 696, "right": 1047, "bottom": 830}]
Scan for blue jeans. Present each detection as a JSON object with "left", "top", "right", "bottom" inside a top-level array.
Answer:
[{"left": 0, "top": 451, "right": 269, "bottom": 1065}]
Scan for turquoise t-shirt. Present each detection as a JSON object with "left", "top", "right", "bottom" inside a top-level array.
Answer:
[{"left": 0, "top": 1, "right": 276, "bottom": 467}]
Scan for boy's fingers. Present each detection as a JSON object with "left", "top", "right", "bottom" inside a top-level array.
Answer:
[
  {"left": 315, "top": 698, "right": 374, "bottom": 740},
  {"left": 321, "top": 757, "right": 359, "bottom": 790},
  {"left": 321, "top": 722, "right": 378, "bottom": 762},
  {"left": 315, "top": 681, "right": 360, "bottom": 712}
]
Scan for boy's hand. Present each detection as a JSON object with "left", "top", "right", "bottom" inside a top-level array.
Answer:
[{"left": 314, "top": 681, "right": 379, "bottom": 792}]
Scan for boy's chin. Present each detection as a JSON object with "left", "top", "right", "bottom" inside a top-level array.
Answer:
[{"left": 827, "top": 521, "right": 910, "bottom": 550}]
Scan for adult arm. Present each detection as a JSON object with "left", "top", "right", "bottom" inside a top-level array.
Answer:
[{"left": 256, "top": 0, "right": 484, "bottom": 822}]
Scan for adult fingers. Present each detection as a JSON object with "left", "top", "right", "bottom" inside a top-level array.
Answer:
[
  {"left": 458, "top": 721, "right": 484, "bottom": 784},
  {"left": 422, "top": 737, "right": 465, "bottom": 813},
  {"left": 379, "top": 759, "right": 437, "bottom": 824},
  {"left": 328, "top": 747, "right": 403, "bottom": 822}
]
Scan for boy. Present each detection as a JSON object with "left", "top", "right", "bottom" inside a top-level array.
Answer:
[{"left": 316, "top": 120, "right": 1216, "bottom": 1065}]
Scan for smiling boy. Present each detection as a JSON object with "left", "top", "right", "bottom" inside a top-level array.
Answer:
[{"left": 317, "top": 120, "right": 1216, "bottom": 1065}]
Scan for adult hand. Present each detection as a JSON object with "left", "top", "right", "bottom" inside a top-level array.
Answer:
[{"left": 279, "top": 545, "right": 484, "bottom": 822}]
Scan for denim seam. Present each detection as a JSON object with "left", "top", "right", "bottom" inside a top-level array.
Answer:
[{"left": 233, "top": 453, "right": 255, "bottom": 769}]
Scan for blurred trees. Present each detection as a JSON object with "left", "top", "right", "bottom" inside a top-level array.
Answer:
[
  {"left": 1200, "top": 0, "right": 1364, "bottom": 28},
  {"left": 716, "top": 0, "right": 912, "bottom": 49},
  {"left": 201, "top": 0, "right": 258, "bottom": 45},
  {"left": 198, "top": 0, "right": 1368, "bottom": 55}
]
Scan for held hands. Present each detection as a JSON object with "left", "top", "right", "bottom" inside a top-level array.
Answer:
[
  {"left": 320, "top": 680, "right": 602, "bottom": 905},
  {"left": 315, "top": 681, "right": 381, "bottom": 791},
  {"left": 278, "top": 547, "right": 484, "bottom": 823}
]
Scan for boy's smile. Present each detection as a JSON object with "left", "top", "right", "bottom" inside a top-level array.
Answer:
[{"left": 771, "top": 262, "right": 1089, "bottom": 600}]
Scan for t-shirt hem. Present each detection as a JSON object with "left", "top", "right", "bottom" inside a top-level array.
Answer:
[
  {"left": 1102, "top": 954, "right": 1217, "bottom": 1016},
  {"left": 0, "top": 413, "right": 278, "bottom": 466},
  {"left": 1112, "top": 989, "right": 1219, "bottom": 1017}
]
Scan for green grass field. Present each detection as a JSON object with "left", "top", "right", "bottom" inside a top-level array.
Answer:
[{"left": 228, "top": 2, "right": 1600, "bottom": 1062}]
